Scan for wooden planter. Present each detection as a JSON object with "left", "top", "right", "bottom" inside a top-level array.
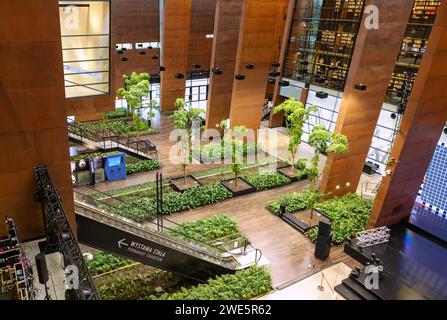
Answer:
[
  {"left": 169, "top": 175, "right": 203, "bottom": 192},
  {"left": 280, "top": 208, "right": 331, "bottom": 234},
  {"left": 221, "top": 177, "right": 257, "bottom": 197}
]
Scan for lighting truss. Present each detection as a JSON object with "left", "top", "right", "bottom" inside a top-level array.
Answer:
[{"left": 355, "top": 226, "right": 390, "bottom": 248}]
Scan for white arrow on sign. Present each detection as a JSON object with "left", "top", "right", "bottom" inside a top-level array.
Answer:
[{"left": 117, "top": 238, "right": 129, "bottom": 249}]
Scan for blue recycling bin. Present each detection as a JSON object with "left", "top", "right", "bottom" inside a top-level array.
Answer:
[{"left": 104, "top": 153, "right": 126, "bottom": 181}]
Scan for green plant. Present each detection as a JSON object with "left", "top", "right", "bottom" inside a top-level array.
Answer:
[
  {"left": 104, "top": 107, "right": 132, "bottom": 120},
  {"left": 307, "top": 193, "right": 372, "bottom": 244},
  {"left": 273, "top": 99, "right": 317, "bottom": 174},
  {"left": 148, "top": 265, "right": 271, "bottom": 300},
  {"left": 170, "top": 98, "right": 204, "bottom": 184},
  {"left": 266, "top": 188, "right": 317, "bottom": 215},
  {"left": 126, "top": 160, "right": 160, "bottom": 174},
  {"left": 86, "top": 251, "right": 134, "bottom": 276},
  {"left": 243, "top": 171, "right": 291, "bottom": 191}
]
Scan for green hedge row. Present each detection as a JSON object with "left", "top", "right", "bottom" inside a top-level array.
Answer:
[
  {"left": 266, "top": 188, "right": 317, "bottom": 215},
  {"left": 148, "top": 265, "right": 271, "bottom": 300},
  {"left": 126, "top": 160, "right": 160, "bottom": 174},
  {"left": 243, "top": 171, "right": 291, "bottom": 191},
  {"left": 111, "top": 183, "right": 232, "bottom": 222},
  {"left": 104, "top": 108, "right": 132, "bottom": 120},
  {"left": 86, "top": 251, "right": 134, "bottom": 276}
]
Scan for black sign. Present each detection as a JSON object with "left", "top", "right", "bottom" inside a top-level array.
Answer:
[{"left": 76, "top": 214, "right": 233, "bottom": 281}]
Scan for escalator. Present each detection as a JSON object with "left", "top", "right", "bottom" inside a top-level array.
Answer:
[{"left": 74, "top": 189, "right": 262, "bottom": 282}]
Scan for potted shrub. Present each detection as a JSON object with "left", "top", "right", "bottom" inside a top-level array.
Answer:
[
  {"left": 169, "top": 98, "right": 204, "bottom": 192},
  {"left": 273, "top": 98, "right": 316, "bottom": 181}
]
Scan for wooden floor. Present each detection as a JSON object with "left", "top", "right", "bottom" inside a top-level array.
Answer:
[{"left": 77, "top": 113, "right": 360, "bottom": 288}]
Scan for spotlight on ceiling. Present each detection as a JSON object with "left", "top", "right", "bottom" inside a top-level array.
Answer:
[
  {"left": 117, "top": 50, "right": 124, "bottom": 55},
  {"left": 235, "top": 74, "right": 245, "bottom": 80},
  {"left": 316, "top": 91, "right": 328, "bottom": 99},
  {"left": 194, "top": 63, "right": 201, "bottom": 69},
  {"left": 152, "top": 55, "right": 159, "bottom": 60},
  {"left": 139, "top": 51, "right": 146, "bottom": 55},
  {"left": 269, "top": 71, "right": 280, "bottom": 77},
  {"left": 159, "top": 66, "right": 166, "bottom": 72},
  {"left": 271, "top": 62, "right": 281, "bottom": 67},
  {"left": 121, "top": 57, "right": 128, "bottom": 62},
  {"left": 175, "top": 73, "right": 185, "bottom": 79},
  {"left": 444, "top": 127, "right": 447, "bottom": 135},
  {"left": 245, "top": 64, "right": 255, "bottom": 69},
  {"left": 279, "top": 80, "right": 290, "bottom": 87},
  {"left": 267, "top": 78, "right": 276, "bottom": 85},
  {"left": 211, "top": 67, "right": 222, "bottom": 75},
  {"left": 391, "top": 113, "right": 397, "bottom": 119},
  {"left": 354, "top": 83, "right": 367, "bottom": 91},
  {"left": 147, "top": 46, "right": 153, "bottom": 50}
]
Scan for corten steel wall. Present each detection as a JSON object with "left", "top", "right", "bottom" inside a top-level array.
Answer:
[
  {"left": 0, "top": 0, "right": 75, "bottom": 240},
  {"left": 228, "top": 0, "right": 284, "bottom": 132},
  {"left": 319, "top": 0, "right": 414, "bottom": 197},
  {"left": 187, "top": 0, "right": 217, "bottom": 69},
  {"left": 368, "top": 1, "right": 447, "bottom": 227},
  {"left": 113, "top": 0, "right": 161, "bottom": 93},
  {"left": 160, "top": 0, "right": 192, "bottom": 111},
  {"left": 206, "top": 0, "right": 244, "bottom": 128}
]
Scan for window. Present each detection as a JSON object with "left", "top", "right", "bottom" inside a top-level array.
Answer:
[{"left": 59, "top": 1, "right": 110, "bottom": 98}]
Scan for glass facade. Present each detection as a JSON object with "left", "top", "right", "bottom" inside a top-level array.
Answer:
[{"left": 59, "top": 1, "right": 111, "bottom": 98}]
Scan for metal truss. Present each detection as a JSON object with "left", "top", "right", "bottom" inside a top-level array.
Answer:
[{"left": 356, "top": 226, "right": 390, "bottom": 248}]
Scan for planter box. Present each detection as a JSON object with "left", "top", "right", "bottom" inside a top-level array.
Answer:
[
  {"left": 221, "top": 177, "right": 257, "bottom": 197},
  {"left": 277, "top": 165, "right": 308, "bottom": 182},
  {"left": 169, "top": 175, "right": 203, "bottom": 192},
  {"left": 280, "top": 208, "right": 331, "bottom": 234}
]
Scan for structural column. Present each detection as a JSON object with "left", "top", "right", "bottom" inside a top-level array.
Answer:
[
  {"left": 205, "top": 0, "right": 244, "bottom": 128},
  {"left": 0, "top": 0, "right": 75, "bottom": 239},
  {"left": 368, "top": 1, "right": 447, "bottom": 227},
  {"left": 229, "top": 0, "right": 283, "bottom": 132},
  {"left": 319, "top": 0, "right": 413, "bottom": 197},
  {"left": 160, "top": 0, "right": 192, "bottom": 111}
]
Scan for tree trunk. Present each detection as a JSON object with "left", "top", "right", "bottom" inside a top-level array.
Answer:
[
  {"left": 183, "top": 165, "right": 187, "bottom": 185},
  {"left": 290, "top": 152, "right": 296, "bottom": 174}
]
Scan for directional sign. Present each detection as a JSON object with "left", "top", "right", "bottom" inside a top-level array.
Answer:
[{"left": 76, "top": 214, "right": 233, "bottom": 281}]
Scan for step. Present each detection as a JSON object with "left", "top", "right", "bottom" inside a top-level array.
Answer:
[
  {"left": 281, "top": 213, "right": 309, "bottom": 233},
  {"left": 334, "top": 283, "right": 364, "bottom": 300},
  {"left": 342, "top": 278, "right": 380, "bottom": 300}
]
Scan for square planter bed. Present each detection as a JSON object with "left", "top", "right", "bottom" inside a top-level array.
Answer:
[
  {"left": 169, "top": 175, "right": 203, "bottom": 192},
  {"left": 277, "top": 165, "right": 307, "bottom": 182},
  {"left": 221, "top": 177, "right": 257, "bottom": 197},
  {"left": 280, "top": 208, "right": 331, "bottom": 233}
]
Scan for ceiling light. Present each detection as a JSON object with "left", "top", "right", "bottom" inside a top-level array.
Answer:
[
  {"left": 316, "top": 91, "right": 328, "bottom": 99},
  {"left": 175, "top": 73, "right": 185, "bottom": 79},
  {"left": 279, "top": 80, "right": 289, "bottom": 87},
  {"left": 245, "top": 64, "right": 255, "bottom": 69},
  {"left": 212, "top": 67, "right": 222, "bottom": 75},
  {"left": 354, "top": 83, "right": 367, "bottom": 90},
  {"left": 271, "top": 62, "right": 281, "bottom": 67},
  {"left": 269, "top": 71, "right": 280, "bottom": 77},
  {"left": 235, "top": 74, "right": 245, "bottom": 80},
  {"left": 159, "top": 66, "right": 166, "bottom": 72}
]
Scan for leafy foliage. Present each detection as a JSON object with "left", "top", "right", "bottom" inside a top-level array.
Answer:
[
  {"left": 148, "top": 265, "right": 271, "bottom": 300},
  {"left": 112, "top": 183, "right": 232, "bottom": 222},
  {"left": 104, "top": 107, "right": 132, "bottom": 120},
  {"left": 126, "top": 160, "right": 160, "bottom": 174},
  {"left": 168, "top": 214, "right": 243, "bottom": 246},
  {"left": 243, "top": 171, "right": 291, "bottom": 191},
  {"left": 307, "top": 193, "right": 373, "bottom": 244},
  {"left": 266, "top": 188, "right": 319, "bottom": 215},
  {"left": 86, "top": 251, "right": 134, "bottom": 276}
]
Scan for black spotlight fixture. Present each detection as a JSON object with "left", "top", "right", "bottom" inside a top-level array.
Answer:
[
  {"left": 121, "top": 57, "right": 128, "bottom": 62},
  {"left": 147, "top": 46, "right": 153, "bottom": 50},
  {"left": 211, "top": 67, "right": 222, "bottom": 75},
  {"left": 304, "top": 82, "right": 310, "bottom": 89},
  {"left": 267, "top": 77, "right": 276, "bottom": 85},
  {"left": 152, "top": 55, "right": 159, "bottom": 60},
  {"left": 279, "top": 80, "right": 289, "bottom": 87},
  {"left": 269, "top": 71, "right": 280, "bottom": 77},
  {"left": 235, "top": 74, "right": 245, "bottom": 80},
  {"left": 391, "top": 113, "right": 397, "bottom": 119},
  {"left": 316, "top": 91, "right": 328, "bottom": 99},
  {"left": 354, "top": 83, "right": 367, "bottom": 91},
  {"left": 271, "top": 62, "right": 281, "bottom": 67},
  {"left": 159, "top": 66, "right": 166, "bottom": 72},
  {"left": 175, "top": 73, "right": 185, "bottom": 79},
  {"left": 245, "top": 63, "right": 255, "bottom": 69},
  {"left": 194, "top": 63, "right": 201, "bottom": 69},
  {"left": 444, "top": 127, "right": 447, "bottom": 135},
  {"left": 117, "top": 50, "right": 124, "bottom": 55},
  {"left": 122, "top": 47, "right": 127, "bottom": 51},
  {"left": 139, "top": 51, "right": 146, "bottom": 55}
]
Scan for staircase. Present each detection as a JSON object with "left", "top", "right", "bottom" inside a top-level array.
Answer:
[{"left": 74, "top": 191, "right": 263, "bottom": 281}]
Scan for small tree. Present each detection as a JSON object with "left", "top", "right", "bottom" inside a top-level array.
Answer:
[
  {"left": 170, "top": 98, "right": 204, "bottom": 184},
  {"left": 306, "top": 125, "right": 349, "bottom": 222},
  {"left": 273, "top": 98, "right": 317, "bottom": 174},
  {"left": 230, "top": 126, "right": 248, "bottom": 188},
  {"left": 116, "top": 72, "right": 151, "bottom": 136}
]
